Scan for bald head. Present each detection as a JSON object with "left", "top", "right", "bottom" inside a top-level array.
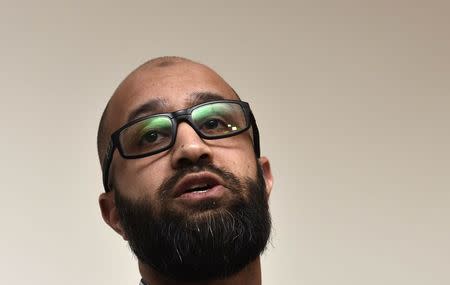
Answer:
[
  {"left": 97, "top": 56, "right": 240, "bottom": 170},
  {"left": 96, "top": 56, "right": 271, "bottom": 284}
]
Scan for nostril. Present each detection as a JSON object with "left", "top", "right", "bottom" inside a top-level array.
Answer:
[
  {"left": 199, "top": 153, "right": 209, "bottom": 160},
  {"left": 176, "top": 153, "right": 211, "bottom": 169},
  {"left": 177, "top": 157, "right": 192, "bottom": 168}
]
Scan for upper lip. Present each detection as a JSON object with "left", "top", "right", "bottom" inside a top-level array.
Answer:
[{"left": 172, "top": 172, "right": 223, "bottom": 198}]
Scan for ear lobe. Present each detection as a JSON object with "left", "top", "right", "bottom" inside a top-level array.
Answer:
[
  {"left": 258, "top": 156, "right": 273, "bottom": 197},
  {"left": 99, "top": 192, "right": 128, "bottom": 240}
]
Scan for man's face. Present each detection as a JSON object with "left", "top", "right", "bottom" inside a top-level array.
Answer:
[{"left": 100, "top": 60, "right": 273, "bottom": 281}]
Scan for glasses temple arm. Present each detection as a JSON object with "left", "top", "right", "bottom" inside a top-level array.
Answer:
[
  {"left": 249, "top": 110, "right": 261, "bottom": 158},
  {"left": 102, "top": 141, "right": 115, "bottom": 192}
]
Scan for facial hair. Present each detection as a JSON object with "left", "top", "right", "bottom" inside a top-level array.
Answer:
[{"left": 114, "top": 162, "right": 271, "bottom": 282}]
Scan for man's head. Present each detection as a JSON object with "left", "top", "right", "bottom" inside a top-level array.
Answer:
[{"left": 97, "top": 56, "right": 273, "bottom": 282}]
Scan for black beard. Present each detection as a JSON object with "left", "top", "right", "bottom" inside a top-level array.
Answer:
[{"left": 114, "top": 162, "right": 271, "bottom": 282}]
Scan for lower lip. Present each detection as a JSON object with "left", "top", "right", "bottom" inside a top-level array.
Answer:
[{"left": 177, "top": 185, "right": 227, "bottom": 201}]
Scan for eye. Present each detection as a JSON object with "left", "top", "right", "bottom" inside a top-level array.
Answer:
[
  {"left": 138, "top": 128, "right": 171, "bottom": 147},
  {"left": 141, "top": 131, "right": 159, "bottom": 143},
  {"left": 204, "top": 119, "right": 220, "bottom": 129},
  {"left": 200, "top": 118, "right": 230, "bottom": 132}
]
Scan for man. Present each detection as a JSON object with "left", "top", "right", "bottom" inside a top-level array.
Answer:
[{"left": 97, "top": 56, "right": 274, "bottom": 285}]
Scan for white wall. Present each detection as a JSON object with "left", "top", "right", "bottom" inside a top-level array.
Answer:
[{"left": 0, "top": 1, "right": 449, "bottom": 284}]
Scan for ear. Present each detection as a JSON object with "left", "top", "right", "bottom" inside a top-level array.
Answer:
[
  {"left": 258, "top": 156, "right": 273, "bottom": 197},
  {"left": 99, "top": 192, "right": 128, "bottom": 240}
]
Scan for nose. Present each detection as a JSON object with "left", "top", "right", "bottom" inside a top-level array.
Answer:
[{"left": 170, "top": 122, "right": 213, "bottom": 169}]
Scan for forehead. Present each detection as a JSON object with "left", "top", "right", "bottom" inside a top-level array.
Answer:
[{"left": 107, "top": 62, "right": 238, "bottom": 132}]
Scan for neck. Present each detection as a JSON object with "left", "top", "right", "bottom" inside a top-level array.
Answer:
[{"left": 138, "top": 258, "right": 262, "bottom": 285}]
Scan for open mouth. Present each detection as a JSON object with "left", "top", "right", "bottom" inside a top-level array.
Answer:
[
  {"left": 184, "top": 183, "right": 214, "bottom": 193},
  {"left": 173, "top": 173, "right": 224, "bottom": 199}
]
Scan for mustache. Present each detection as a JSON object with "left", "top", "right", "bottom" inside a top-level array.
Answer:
[{"left": 158, "top": 162, "right": 242, "bottom": 199}]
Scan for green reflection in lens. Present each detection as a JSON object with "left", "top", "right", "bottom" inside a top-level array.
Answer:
[
  {"left": 193, "top": 103, "right": 231, "bottom": 121},
  {"left": 138, "top": 116, "right": 172, "bottom": 136},
  {"left": 192, "top": 102, "right": 245, "bottom": 136}
]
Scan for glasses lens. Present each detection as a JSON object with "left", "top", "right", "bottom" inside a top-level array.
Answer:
[
  {"left": 119, "top": 116, "right": 173, "bottom": 156},
  {"left": 192, "top": 102, "right": 248, "bottom": 137}
]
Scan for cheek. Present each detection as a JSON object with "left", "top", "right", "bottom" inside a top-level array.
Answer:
[
  {"left": 229, "top": 150, "right": 258, "bottom": 179},
  {"left": 210, "top": 136, "right": 258, "bottom": 179},
  {"left": 111, "top": 156, "right": 169, "bottom": 199}
]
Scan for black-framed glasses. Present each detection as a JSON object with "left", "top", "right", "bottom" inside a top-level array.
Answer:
[{"left": 102, "top": 100, "right": 260, "bottom": 192}]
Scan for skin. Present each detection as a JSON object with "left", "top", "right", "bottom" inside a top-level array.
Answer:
[{"left": 99, "top": 59, "right": 273, "bottom": 285}]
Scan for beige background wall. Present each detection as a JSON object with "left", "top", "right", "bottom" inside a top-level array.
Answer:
[{"left": 0, "top": 1, "right": 449, "bottom": 284}]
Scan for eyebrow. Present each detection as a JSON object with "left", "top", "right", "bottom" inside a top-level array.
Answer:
[
  {"left": 188, "top": 92, "right": 226, "bottom": 106},
  {"left": 127, "top": 98, "right": 168, "bottom": 122},
  {"left": 127, "top": 92, "right": 227, "bottom": 123}
]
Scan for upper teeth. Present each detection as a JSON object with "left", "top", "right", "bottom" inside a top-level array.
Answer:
[{"left": 188, "top": 183, "right": 209, "bottom": 190}]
